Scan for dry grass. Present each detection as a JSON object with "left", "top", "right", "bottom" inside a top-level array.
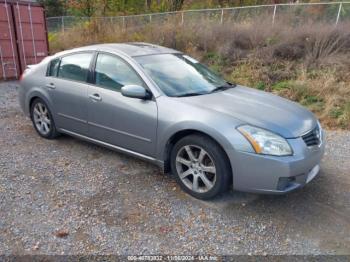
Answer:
[{"left": 49, "top": 18, "right": 350, "bottom": 129}]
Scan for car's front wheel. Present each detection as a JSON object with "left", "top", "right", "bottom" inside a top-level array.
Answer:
[
  {"left": 30, "top": 98, "right": 59, "bottom": 139},
  {"left": 170, "top": 134, "right": 231, "bottom": 199}
]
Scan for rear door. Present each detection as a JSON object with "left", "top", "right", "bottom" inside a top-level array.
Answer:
[
  {"left": 46, "top": 52, "right": 94, "bottom": 135},
  {"left": 87, "top": 52, "right": 158, "bottom": 157}
]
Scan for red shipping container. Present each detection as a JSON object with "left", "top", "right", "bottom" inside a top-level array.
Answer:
[
  {"left": 0, "top": 1, "right": 19, "bottom": 79},
  {"left": 0, "top": 0, "right": 48, "bottom": 80}
]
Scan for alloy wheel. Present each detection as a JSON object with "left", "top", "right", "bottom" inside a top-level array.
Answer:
[
  {"left": 175, "top": 145, "right": 216, "bottom": 193},
  {"left": 32, "top": 102, "right": 51, "bottom": 135}
]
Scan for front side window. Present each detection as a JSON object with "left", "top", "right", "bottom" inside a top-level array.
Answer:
[
  {"left": 94, "top": 53, "right": 144, "bottom": 91},
  {"left": 48, "top": 58, "right": 60, "bottom": 77},
  {"left": 57, "top": 53, "right": 93, "bottom": 82},
  {"left": 135, "top": 54, "right": 230, "bottom": 97}
]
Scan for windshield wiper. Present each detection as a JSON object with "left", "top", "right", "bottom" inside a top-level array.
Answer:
[
  {"left": 176, "top": 82, "right": 236, "bottom": 97},
  {"left": 210, "top": 82, "right": 236, "bottom": 93},
  {"left": 176, "top": 92, "right": 205, "bottom": 97}
]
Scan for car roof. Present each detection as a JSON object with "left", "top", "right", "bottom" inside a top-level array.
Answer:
[{"left": 59, "top": 42, "right": 181, "bottom": 58}]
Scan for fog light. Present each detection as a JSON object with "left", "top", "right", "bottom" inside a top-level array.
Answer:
[{"left": 277, "top": 177, "right": 296, "bottom": 191}]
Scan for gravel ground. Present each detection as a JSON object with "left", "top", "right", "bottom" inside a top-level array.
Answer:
[{"left": 0, "top": 81, "right": 349, "bottom": 256}]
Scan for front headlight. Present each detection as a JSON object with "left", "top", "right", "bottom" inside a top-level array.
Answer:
[{"left": 237, "top": 125, "right": 292, "bottom": 156}]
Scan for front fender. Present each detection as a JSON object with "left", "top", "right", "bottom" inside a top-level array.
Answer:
[{"left": 156, "top": 120, "right": 241, "bottom": 162}]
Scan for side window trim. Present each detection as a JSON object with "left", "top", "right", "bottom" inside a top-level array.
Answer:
[
  {"left": 87, "top": 51, "right": 98, "bottom": 84},
  {"left": 46, "top": 58, "right": 61, "bottom": 77},
  {"left": 91, "top": 51, "right": 150, "bottom": 93},
  {"left": 89, "top": 51, "right": 98, "bottom": 84}
]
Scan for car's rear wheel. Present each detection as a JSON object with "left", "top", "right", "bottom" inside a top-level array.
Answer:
[
  {"left": 170, "top": 134, "right": 231, "bottom": 199},
  {"left": 30, "top": 98, "right": 59, "bottom": 139}
]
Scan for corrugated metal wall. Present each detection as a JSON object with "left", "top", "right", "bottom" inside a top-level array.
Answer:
[
  {"left": 0, "top": 0, "right": 48, "bottom": 81},
  {"left": 0, "top": 1, "right": 19, "bottom": 79}
]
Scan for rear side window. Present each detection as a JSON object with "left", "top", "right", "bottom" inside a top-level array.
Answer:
[
  {"left": 48, "top": 58, "right": 60, "bottom": 77},
  {"left": 58, "top": 53, "right": 93, "bottom": 82}
]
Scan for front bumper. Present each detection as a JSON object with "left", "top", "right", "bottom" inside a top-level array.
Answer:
[{"left": 228, "top": 132, "right": 325, "bottom": 194}]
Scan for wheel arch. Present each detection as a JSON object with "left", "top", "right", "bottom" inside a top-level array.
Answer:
[
  {"left": 163, "top": 129, "right": 232, "bottom": 179},
  {"left": 27, "top": 90, "right": 53, "bottom": 118},
  {"left": 29, "top": 96, "right": 39, "bottom": 116}
]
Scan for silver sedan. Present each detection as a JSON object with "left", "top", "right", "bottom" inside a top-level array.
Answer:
[{"left": 18, "top": 43, "right": 325, "bottom": 199}]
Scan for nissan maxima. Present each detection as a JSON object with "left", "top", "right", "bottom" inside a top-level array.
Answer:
[{"left": 18, "top": 43, "right": 325, "bottom": 199}]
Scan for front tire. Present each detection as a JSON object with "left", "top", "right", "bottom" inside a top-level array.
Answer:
[
  {"left": 30, "top": 98, "right": 59, "bottom": 139},
  {"left": 170, "top": 134, "right": 231, "bottom": 200}
]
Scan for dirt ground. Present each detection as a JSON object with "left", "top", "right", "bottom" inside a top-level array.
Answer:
[{"left": 0, "top": 82, "right": 349, "bottom": 256}]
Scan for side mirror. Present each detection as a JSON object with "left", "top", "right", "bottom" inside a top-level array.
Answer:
[{"left": 121, "top": 85, "right": 151, "bottom": 100}]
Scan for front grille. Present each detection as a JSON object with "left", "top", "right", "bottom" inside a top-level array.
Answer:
[{"left": 302, "top": 125, "right": 321, "bottom": 146}]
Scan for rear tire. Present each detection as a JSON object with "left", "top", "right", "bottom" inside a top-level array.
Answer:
[
  {"left": 170, "top": 134, "right": 231, "bottom": 200},
  {"left": 30, "top": 98, "right": 59, "bottom": 139}
]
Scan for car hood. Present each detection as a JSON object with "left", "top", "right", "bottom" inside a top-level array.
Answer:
[{"left": 181, "top": 85, "right": 317, "bottom": 138}]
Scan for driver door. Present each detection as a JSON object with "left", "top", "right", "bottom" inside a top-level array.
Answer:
[{"left": 87, "top": 53, "right": 158, "bottom": 157}]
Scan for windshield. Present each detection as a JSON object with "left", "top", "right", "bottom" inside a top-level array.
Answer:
[{"left": 135, "top": 54, "right": 231, "bottom": 97}]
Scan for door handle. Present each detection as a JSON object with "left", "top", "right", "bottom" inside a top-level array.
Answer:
[
  {"left": 89, "top": 93, "right": 102, "bottom": 102},
  {"left": 45, "top": 83, "right": 55, "bottom": 89}
]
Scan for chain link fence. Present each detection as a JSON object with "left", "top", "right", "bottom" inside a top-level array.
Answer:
[{"left": 46, "top": 2, "right": 350, "bottom": 34}]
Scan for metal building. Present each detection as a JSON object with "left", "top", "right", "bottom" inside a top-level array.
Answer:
[{"left": 0, "top": 0, "right": 48, "bottom": 80}]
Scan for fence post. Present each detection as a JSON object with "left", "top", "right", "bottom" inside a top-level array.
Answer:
[
  {"left": 272, "top": 4, "right": 277, "bottom": 25},
  {"left": 220, "top": 9, "right": 224, "bottom": 24},
  {"left": 122, "top": 16, "right": 125, "bottom": 31},
  {"left": 61, "top": 16, "right": 64, "bottom": 34},
  {"left": 181, "top": 11, "right": 184, "bottom": 25},
  {"left": 335, "top": 3, "right": 342, "bottom": 26},
  {"left": 149, "top": 14, "right": 152, "bottom": 23}
]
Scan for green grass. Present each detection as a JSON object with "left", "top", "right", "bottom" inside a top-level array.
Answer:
[
  {"left": 271, "top": 81, "right": 290, "bottom": 91},
  {"left": 330, "top": 108, "right": 343, "bottom": 119},
  {"left": 256, "top": 81, "right": 266, "bottom": 90}
]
